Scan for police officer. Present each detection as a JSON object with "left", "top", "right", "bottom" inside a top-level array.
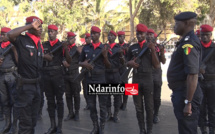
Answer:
[
  {"left": 117, "top": 31, "right": 129, "bottom": 111},
  {"left": 147, "top": 29, "right": 166, "bottom": 124},
  {"left": 42, "top": 25, "right": 71, "bottom": 134},
  {"left": 0, "top": 27, "right": 18, "bottom": 134},
  {"left": 79, "top": 26, "right": 111, "bottom": 134},
  {"left": 63, "top": 32, "right": 81, "bottom": 121},
  {"left": 106, "top": 30, "right": 124, "bottom": 123},
  {"left": 82, "top": 33, "right": 91, "bottom": 110},
  {"left": 127, "top": 24, "right": 160, "bottom": 134},
  {"left": 5, "top": 16, "right": 43, "bottom": 134},
  {"left": 167, "top": 12, "right": 203, "bottom": 134},
  {"left": 198, "top": 24, "right": 215, "bottom": 134}
]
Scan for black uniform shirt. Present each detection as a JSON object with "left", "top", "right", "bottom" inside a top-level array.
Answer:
[
  {"left": 43, "top": 40, "right": 63, "bottom": 67},
  {"left": 107, "top": 43, "right": 122, "bottom": 69},
  {"left": 12, "top": 34, "right": 43, "bottom": 79},
  {"left": 79, "top": 43, "right": 105, "bottom": 70},
  {"left": 0, "top": 43, "right": 16, "bottom": 69},
  {"left": 202, "top": 42, "right": 215, "bottom": 74},
  {"left": 167, "top": 30, "right": 201, "bottom": 84},
  {"left": 67, "top": 45, "right": 79, "bottom": 70},
  {"left": 127, "top": 42, "right": 153, "bottom": 74}
]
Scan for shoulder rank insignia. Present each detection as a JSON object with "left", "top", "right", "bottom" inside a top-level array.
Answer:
[
  {"left": 182, "top": 44, "right": 193, "bottom": 55},
  {"left": 184, "top": 36, "right": 190, "bottom": 41}
]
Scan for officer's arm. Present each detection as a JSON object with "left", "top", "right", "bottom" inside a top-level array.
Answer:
[
  {"left": 64, "top": 48, "right": 72, "bottom": 64},
  {"left": 159, "top": 49, "right": 166, "bottom": 64},
  {"left": 7, "top": 20, "right": 41, "bottom": 43},
  {"left": 102, "top": 46, "right": 111, "bottom": 68},
  {"left": 186, "top": 74, "right": 198, "bottom": 102},
  {"left": 11, "top": 45, "right": 18, "bottom": 64}
]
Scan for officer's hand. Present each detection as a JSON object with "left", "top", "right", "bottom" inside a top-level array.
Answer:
[
  {"left": 183, "top": 103, "right": 192, "bottom": 116},
  {"left": 102, "top": 45, "right": 108, "bottom": 58},
  {"left": 62, "top": 60, "right": 70, "bottom": 68},
  {"left": 77, "top": 46, "right": 83, "bottom": 54},
  {"left": 82, "top": 59, "right": 93, "bottom": 70},
  {"left": 31, "top": 19, "right": 41, "bottom": 31},
  {"left": 62, "top": 41, "right": 69, "bottom": 49},
  {"left": 127, "top": 57, "right": 139, "bottom": 68},
  {"left": 0, "top": 58, "right": 3, "bottom": 66},
  {"left": 200, "top": 68, "right": 205, "bottom": 74},
  {"left": 43, "top": 53, "right": 53, "bottom": 61},
  {"left": 147, "top": 41, "right": 156, "bottom": 51},
  {"left": 159, "top": 45, "right": 165, "bottom": 53}
]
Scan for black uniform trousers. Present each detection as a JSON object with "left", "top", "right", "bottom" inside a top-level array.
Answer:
[
  {"left": 152, "top": 69, "right": 162, "bottom": 115},
  {"left": 86, "top": 74, "right": 108, "bottom": 123},
  {"left": 64, "top": 70, "right": 81, "bottom": 112},
  {"left": 39, "top": 73, "right": 45, "bottom": 115},
  {"left": 119, "top": 66, "right": 128, "bottom": 106},
  {"left": 44, "top": 72, "right": 64, "bottom": 119},
  {"left": 82, "top": 78, "right": 89, "bottom": 106},
  {"left": 171, "top": 84, "right": 202, "bottom": 134},
  {"left": 14, "top": 82, "right": 41, "bottom": 134},
  {"left": 132, "top": 74, "right": 154, "bottom": 131},
  {"left": 199, "top": 80, "right": 215, "bottom": 127},
  {"left": 106, "top": 72, "right": 121, "bottom": 110},
  {"left": 0, "top": 72, "right": 16, "bottom": 118}
]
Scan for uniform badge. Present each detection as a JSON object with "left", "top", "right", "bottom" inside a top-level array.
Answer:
[
  {"left": 182, "top": 44, "right": 193, "bottom": 55},
  {"left": 184, "top": 36, "right": 190, "bottom": 41}
]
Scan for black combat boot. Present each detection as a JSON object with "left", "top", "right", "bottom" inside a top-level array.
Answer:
[
  {"left": 209, "top": 127, "right": 215, "bottom": 134},
  {"left": 113, "top": 108, "right": 120, "bottom": 123},
  {"left": 153, "top": 106, "right": 160, "bottom": 124},
  {"left": 74, "top": 111, "right": 79, "bottom": 121},
  {"left": 64, "top": 98, "right": 74, "bottom": 121},
  {"left": 138, "top": 121, "right": 146, "bottom": 134},
  {"left": 0, "top": 115, "right": 11, "bottom": 134},
  {"left": 99, "top": 122, "right": 105, "bottom": 134},
  {"left": 56, "top": 118, "right": 63, "bottom": 134},
  {"left": 90, "top": 121, "right": 99, "bottom": 134},
  {"left": 106, "top": 108, "right": 112, "bottom": 121},
  {"left": 44, "top": 118, "right": 57, "bottom": 134}
]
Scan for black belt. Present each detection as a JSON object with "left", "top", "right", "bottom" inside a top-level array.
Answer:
[
  {"left": 203, "top": 74, "right": 215, "bottom": 80},
  {"left": 13, "top": 72, "right": 40, "bottom": 84},
  {"left": 43, "top": 66, "right": 62, "bottom": 70},
  {"left": 168, "top": 81, "right": 186, "bottom": 90},
  {"left": 0, "top": 66, "right": 17, "bottom": 73},
  {"left": 105, "top": 69, "right": 119, "bottom": 73},
  {"left": 65, "top": 68, "right": 79, "bottom": 74},
  {"left": 91, "top": 69, "right": 105, "bottom": 75}
]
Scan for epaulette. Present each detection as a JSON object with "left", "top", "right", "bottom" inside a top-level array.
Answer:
[{"left": 184, "top": 36, "right": 190, "bottom": 42}]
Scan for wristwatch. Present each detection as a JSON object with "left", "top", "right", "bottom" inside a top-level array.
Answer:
[{"left": 184, "top": 99, "right": 192, "bottom": 105}]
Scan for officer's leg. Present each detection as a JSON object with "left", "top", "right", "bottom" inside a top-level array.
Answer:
[
  {"left": 143, "top": 84, "right": 154, "bottom": 134},
  {"left": 98, "top": 95, "right": 108, "bottom": 134},
  {"left": 88, "top": 94, "right": 99, "bottom": 134},
  {"left": 31, "top": 84, "right": 41, "bottom": 134},
  {"left": 73, "top": 82, "right": 81, "bottom": 121},
  {"left": 54, "top": 75, "right": 64, "bottom": 134},
  {"left": 113, "top": 94, "right": 121, "bottom": 123},
  {"left": 38, "top": 77, "right": 44, "bottom": 120},
  {"left": 64, "top": 79, "right": 74, "bottom": 121},
  {"left": 0, "top": 75, "right": 11, "bottom": 133},
  {"left": 205, "top": 81, "right": 215, "bottom": 134},
  {"left": 15, "top": 84, "right": 36, "bottom": 134},
  {"left": 133, "top": 85, "right": 146, "bottom": 134},
  {"left": 153, "top": 80, "right": 162, "bottom": 124},
  {"left": 106, "top": 95, "right": 112, "bottom": 121},
  {"left": 44, "top": 77, "right": 57, "bottom": 134},
  {"left": 82, "top": 79, "right": 89, "bottom": 110},
  {"left": 172, "top": 90, "right": 200, "bottom": 134}
]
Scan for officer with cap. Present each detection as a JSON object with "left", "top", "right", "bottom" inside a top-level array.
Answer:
[
  {"left": 79, "top": 26, "right": 111, "bottom": 134},
  {"left": 82, "top": 33, "right": 91, "bottom": 110},
  {"left": 147, "top": 29, "right": 166, "bottom": 124},
  {"left": 167, "top": 12, "right": 203, "bottom": 134},
  {"left": 117, "top": 31, "right": 129, "bottom": 111},
  {"left": 42, "top": 25, "right": 71, "bottom": 134},
  {"left": 3, "top": 16, "right": 43, "bottom": 134},
  {"left": 63, "top": 32, "right": 81, "bottom": 121},
  {"left": 105, "top": 30, "right": 124, "bottom": 123},
  {"left": 127, "top": 23, "right": 160, "bottom": 134},
  {"left": 0, "top": 27, "right": 18, "bottom": 134},
  {"left": 198, "top": 24, "right": 215, "bottom": 134}
]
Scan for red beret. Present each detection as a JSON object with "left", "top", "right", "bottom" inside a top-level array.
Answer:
[
  {"left": 1, "top": 27, "right": 11, "bottom": 33},
  {"left": 195, "top": 30, "right": 200, "bottom": 35},
  {"left": 117, "top": 31, "right": 125, "bottom": 36},
  {"left": 154, "top": 33, "right": 158, "bottom": 38},
  {"left": 48, "top": 25, "right": 58, "bottom": 31},
  {"left": 136, "top": 24, "right": 148, "bottom": 32},
  {"left": 109, "top": 30, "right": 117, "bottom": 37},
  {"left": 200, "top": 25, "right": 213, "bottom": 32},
  {"left": 26, "top": 16, "right": 43, "bottom": 24},
  {"left": 91, "top": 26, "right": 101, "bottom": 33},
  {"left": 67, "top": 32, "right": 76, "bottom": 37},
  {"left": 85, "top": 33, "right": 91, "bottom": 38},
  {"left": 147, "top": 29, "right": 155, "bottom": 34}
]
